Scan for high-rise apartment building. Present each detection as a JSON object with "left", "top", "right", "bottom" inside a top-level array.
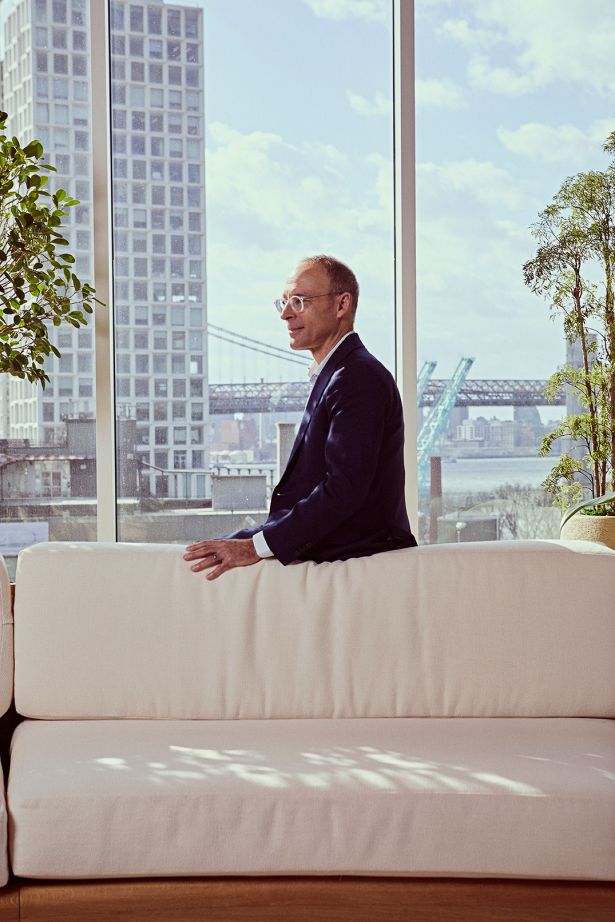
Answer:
[{"left": 0, "top": 0, "right": 209, "bottom": 499}]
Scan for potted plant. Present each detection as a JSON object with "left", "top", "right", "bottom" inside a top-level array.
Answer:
[
  {"left": 0, "top": 110, "right": 99, "bottom": 388},
  {"left": 523, "top": 129, "right": 615, "bottom": 549}
]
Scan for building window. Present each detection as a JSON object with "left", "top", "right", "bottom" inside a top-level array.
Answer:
[
  {"left": 129, "top": 5, "right": 143, "bottom": 32},
  {"left": 52, "top": 0, "right": 67, "bottom": 23},
  {"left": 129, "top": 36, "right": 143, "bottom": 57},
  {"left": 148, "top": 7, "right": 161, "bottom": 33},
  {"left": 167, "top": 10, "right": 181, "bottom": 36}
]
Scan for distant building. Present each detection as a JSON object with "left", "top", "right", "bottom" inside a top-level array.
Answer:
[{"left": 0, "top": 0, "right": 209, "bottom": 499}]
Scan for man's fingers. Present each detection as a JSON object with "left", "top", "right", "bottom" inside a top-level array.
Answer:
[
  {"left": 190, "top": 555, "right": 219, "bottom": 572},
  {"left": 206, "top": 562, "right": 228, "bottom": 581},
  {"left": 185, "top": 542, "right": 219, "bottom": 556}
]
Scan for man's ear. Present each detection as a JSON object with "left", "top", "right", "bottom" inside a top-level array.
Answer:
[{"left": 337, "top": 292, "right": 352, "bottom": 316}]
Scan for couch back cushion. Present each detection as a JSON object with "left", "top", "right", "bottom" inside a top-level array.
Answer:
[
  {"left": 0, "top": 555, "right": 13, "bottom": 717},
  {"left": 13, "top": 540, "right": 615, "bottom": 719}
]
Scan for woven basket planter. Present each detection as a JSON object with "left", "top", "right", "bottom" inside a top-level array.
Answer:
[{"left": 560, "top": 514, "right": 615, "bottom": 551}]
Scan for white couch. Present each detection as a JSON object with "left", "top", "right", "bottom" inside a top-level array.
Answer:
[{"left": 0, "top": 539, "right": 614, "bottom": 918}]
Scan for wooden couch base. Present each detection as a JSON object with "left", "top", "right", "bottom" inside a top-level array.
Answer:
[{"left": 0, "top": 877, "right": 613, "bottom": 922}]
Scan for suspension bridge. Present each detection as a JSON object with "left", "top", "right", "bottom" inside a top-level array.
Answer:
[{"left": 206, "top": 323, "right": 564, "bottom": 415}]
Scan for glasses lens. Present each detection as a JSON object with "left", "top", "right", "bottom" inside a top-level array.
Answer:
[
  {"left": 274, "top": 299, "right": 284, "bottom": 313},
  {"left": 289, "top": 296, "right": 304, "bottom": 312}
]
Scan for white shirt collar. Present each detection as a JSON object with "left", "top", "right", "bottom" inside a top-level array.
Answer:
[{"left": 307, "top": 331, "right": 354, "bottom": 382}]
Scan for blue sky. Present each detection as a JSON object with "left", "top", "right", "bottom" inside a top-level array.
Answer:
[
  {"left": 198, "top": 0, "right": 395, "bottom": 382},
  {"left": 414, "top": 0, "right": 615, "bottom": 397},
  {"left": 200, "top": 0, "right": 615, "bottom": 410},
  {"left": 2, "top": 0, "right": 614, "bottom": 406}
]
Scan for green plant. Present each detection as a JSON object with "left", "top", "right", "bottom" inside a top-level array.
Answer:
[
  {"left": 524, "top": 128, "right": 615, "bottom": 515},
  {"left": 0, "top": 110, "right": 100, "bottom": 388}
]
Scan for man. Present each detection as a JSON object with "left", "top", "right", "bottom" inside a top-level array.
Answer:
[{"left": 184, "top": 255, "right": 417, "bottom": 580}]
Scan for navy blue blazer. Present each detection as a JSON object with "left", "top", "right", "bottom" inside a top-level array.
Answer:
[{"left": 261, "top": 332, "right": 417, "bottom": 565}]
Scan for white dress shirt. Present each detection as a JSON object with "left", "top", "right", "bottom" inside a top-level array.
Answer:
[{"left": 252, "top": 332, "right": 354, "bottom": 559}]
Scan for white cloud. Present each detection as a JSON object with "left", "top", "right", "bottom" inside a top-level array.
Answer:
[
  {"left": 303, "top": 0, "right": 387, "bottom": 23},
  {"left": 497, "top": 118, "right": 615, "bottom": 164},
  {"left": 205, "top": 123, "right": 395, "bottom": 367},
  {"left": 415, "top": 190, "right": 562, "bottom": 377},
  {"left": 412, "top": 155, "right": 570, "bottom": 379},
  {"left": 347, "top": 91, "right": 392, "bottom": 117},
  {"left": 436, "top": 0, "right": 615, "bottom": 97},
  {"left": 497, "top": 120, "right": 615, "bottom": 163},
  {"left": 416, "top": 78, "right": 466, "bottom": 109},
  {"left": 417, "top": 159, "right": 526, "bottom": 211},
  {"left": 467, "top": 54, "right": 541, "bottom": 96},
  {"left": 438, "top": 17, "right": 500, "bottom": 48}
]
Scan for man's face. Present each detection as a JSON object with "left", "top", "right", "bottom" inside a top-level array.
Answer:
[{"left": 280, "top": 263, "right": 341, "bottom": 355}]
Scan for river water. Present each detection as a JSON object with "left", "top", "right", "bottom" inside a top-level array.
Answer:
[{"left": 440, "top": 456, "right": 556, "bottom": 494}]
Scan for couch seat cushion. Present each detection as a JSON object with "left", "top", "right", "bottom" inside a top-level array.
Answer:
[{"left": 8, "top": 717, "right": 615, "bottom": 881}]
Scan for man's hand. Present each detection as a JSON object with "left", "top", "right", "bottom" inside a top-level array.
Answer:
[{"left": 183, "top": 538, "right": 261, "bottom": 581}]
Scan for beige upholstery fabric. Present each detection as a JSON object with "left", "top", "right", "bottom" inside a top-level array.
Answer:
[
  {"left": 8, "top": 717, "right": 615, "bottom": 880},
  {"left": 14, "top": 540, "right": 615, "bottom": 719},
  {"left": 0, "top": 555, "right": 13, "bottom": 718}
]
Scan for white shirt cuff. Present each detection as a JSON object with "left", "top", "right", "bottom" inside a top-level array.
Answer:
[{"left": 252, "top": 530, "right": 274, "bottom": 558}]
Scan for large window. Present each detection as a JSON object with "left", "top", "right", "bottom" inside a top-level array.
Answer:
[
  {"left": 414, "top": 2, "right": 614, "bottom": 543},
  {"left": 109, "top": 0, "right": 395, "bottom": 543}
]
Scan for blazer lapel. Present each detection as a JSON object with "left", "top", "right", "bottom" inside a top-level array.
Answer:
[{"left": 281, "top": 333, "right": 362, "bottom": 478}]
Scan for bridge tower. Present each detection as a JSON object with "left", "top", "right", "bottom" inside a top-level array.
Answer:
[
  {"left": 417, "top": 357, "right": 474, "bottom": 493},
  {"left": 417, "top": 361, "right": 437, "bottom": 404}
]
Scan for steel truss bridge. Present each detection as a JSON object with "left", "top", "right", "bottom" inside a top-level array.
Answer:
[{"left": 209, "top": 379, "right": 564, "bottom": 415}]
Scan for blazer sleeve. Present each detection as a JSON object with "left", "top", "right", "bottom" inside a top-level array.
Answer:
[{"left": 262, "top": 366, "right": 390, "bottom": 564}]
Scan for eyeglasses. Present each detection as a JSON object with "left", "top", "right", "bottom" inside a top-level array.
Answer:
[{"left": 274, "top": 292, "right": 340, "bottom": 314}]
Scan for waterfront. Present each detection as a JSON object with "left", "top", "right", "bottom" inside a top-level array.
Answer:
[
  {"left": 440, "top": 456, "right": 555, "bottom": 495},
  {"left": 213, "top": 455, "right": 558, "bottom": 498}
]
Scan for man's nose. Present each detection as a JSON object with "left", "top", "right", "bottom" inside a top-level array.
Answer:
[{"left": 280, "top": 301, "right": 296, "bottom": 321}]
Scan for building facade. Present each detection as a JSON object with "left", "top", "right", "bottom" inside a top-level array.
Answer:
[{"left": 0, "top": 0, "right": 209, "bottom": 498}]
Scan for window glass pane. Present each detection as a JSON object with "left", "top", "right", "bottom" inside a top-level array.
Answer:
[
  {"left": 414, "top": 6, "right": 597, "bottom": 544},
  {"left": 0, "top": 5, "right": 95, "bottom": 574},
  {"left": 111, "top": 0, "right": 393, "bottom": 540}
]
